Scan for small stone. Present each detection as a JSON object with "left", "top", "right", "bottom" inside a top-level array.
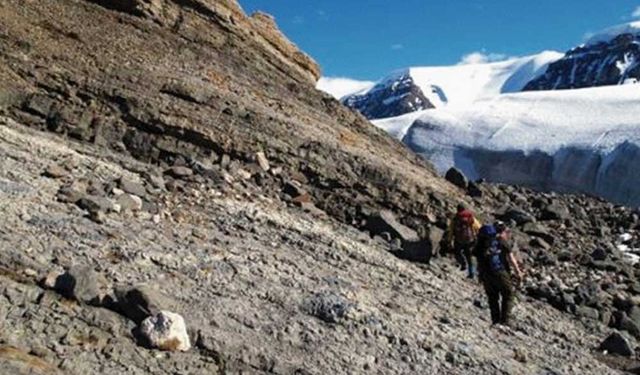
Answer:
[
  {"left": 236, "top": 168, "right": 252, "bottom": 180},
  {"left": 445, "top": 351, "right": 456, "bottom": 363},
  {"left": 514, "top": 348, "right": 528, "bottom": 363},
  {"left": 146, "top": 174, "right": 166, "bottom": 190},
  {"left": 164, "top": 166, "right": 193, "bottom": 178},
  {"left": 23, "top": 268, "right": 38, "bottom": 277},
  {"left": 292, "top": 193, "right": 313, "bottom": 205},
  {"left": 575, "top": 305, "right": 599, "bottom": 320},
  {"left": 111, "top": 187, "right": 125, "bottom": 196},
  {"left": 56, "top": 186, "right": 84, "bottom": 204},
  {"left": 219, "top": 154, "right": 231, "bottom": 168},
  {"left": 42, "top": 270, "right": 63, "bottom": 289},
  {"left": 116, "top": 194, "right": 143, "bottom": 212},
  {"left": 140, "top": 311, "right": 191, "bottom": 352},
  {"left": 89, "top": 210, "right": 106, "bottom": 224},
  {"left": 255, "top": 151, "right": 270, "bottom": 172},
  {"left": 43, "top": 165, "right": 68, "bottom": 179},
  {"left": 283, "top": 181, "right": 306, "bottom": 197},
  {"left": 591, "top": 248, "right": 608, "bottom": 261},
  {"left": 76, "top": 195, "right": 114, "bottom": 213}
]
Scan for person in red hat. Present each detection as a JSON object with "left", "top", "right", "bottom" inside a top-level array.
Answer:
[{"left": 447, "top": 203, "right": 481, "bottom": 278}]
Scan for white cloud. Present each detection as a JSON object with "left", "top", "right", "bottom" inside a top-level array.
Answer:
[
  {"left": 391, "top": 44, "right": 405, "bottom": 50},
  {"left": 316, "top": 77, "right": 375, "bottom": 99},
  {"left": 292, "top": 15, "right": 304, "bottom": 24},
  {"left": 458, "top": 51, "right": 508, "bottom": 65},
  {"left": 633, "top": 6, "right": 640, "bottom": 18}
]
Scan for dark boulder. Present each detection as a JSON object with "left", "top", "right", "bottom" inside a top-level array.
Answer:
[
  {"left": 501, "top": 208, "right": 535, "bottom": 226},
  {"left": 114, "top": 284, "right": 179, "bottom": 324},
  {"left": 522, "top": 223, "right": 556, "bottom": 245},
  {"left": 599, "top": 332, "right": 634, "bottom": 357},
  {"left": 445, "top": 168, "right": 468, "bottom": 190},
  {"left": 540, "top": 202, "right": 571, "bottom": 221},
  {"left": 467, "top": 181, "right": 482, "bottom": 198}
]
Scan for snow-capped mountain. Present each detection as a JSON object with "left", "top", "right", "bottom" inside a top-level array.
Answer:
[
  {"left": 525, "top": 21, "right": 640, "bottom": 90},
  {"left": 339, "top": 51, "right": 562, "bottom": 120},
  {"left": 375, "top": 84, "right": 640, "bottom": 206},
  {"left": 341, "top": 22, "right": 640, "bottom": 206}
]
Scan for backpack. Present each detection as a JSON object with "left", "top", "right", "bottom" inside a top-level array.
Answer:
[
  {"left": 479, "top": 225, "right": 506, "bottom": 273},
  {"left": 454, "top": 210, "right": 476, "bottom": 245}
]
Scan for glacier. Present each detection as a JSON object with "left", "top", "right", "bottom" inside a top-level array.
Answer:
[{"left": 375, "top": 84, "right": 640, "bottom": 206}]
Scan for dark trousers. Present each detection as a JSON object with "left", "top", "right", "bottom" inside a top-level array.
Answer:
[
  {"left": 454, "top": 242, "right": 476, "bottom": 277},
  {"left": 482, "top": 271, "right": 514, "bottom": 325}
]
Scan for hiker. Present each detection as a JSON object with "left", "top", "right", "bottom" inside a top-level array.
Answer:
[
  {"left": 447, "top": 203, "right": 481, "bottom": 278},
  {"left": 473, "top": 224, "right": 524, "bottom": 326}
]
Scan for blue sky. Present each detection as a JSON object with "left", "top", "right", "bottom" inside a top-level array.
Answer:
[{"left": 239, "top": 0, "right": 640, "bottom": 80}]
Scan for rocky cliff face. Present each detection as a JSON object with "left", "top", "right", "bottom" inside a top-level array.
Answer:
[
  {"left": 524, "top": 33, "right": 640, "bottom": 90},
  {"left": 0, "top": 0, "right": 453, "bottom": 229}
]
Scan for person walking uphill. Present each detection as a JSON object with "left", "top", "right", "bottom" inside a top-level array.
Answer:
[
  {"left": 447, "top": 203, "right": 481, "bottom": 278},
  {"left": 473, "top": 224, "right": 524, "bottom": 326}
]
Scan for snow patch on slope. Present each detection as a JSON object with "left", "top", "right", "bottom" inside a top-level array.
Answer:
[
  {"left": 316, "top": 77, "right": 375, "bottom": 100},
  {"left": 586, "top": 21, "right": 640, "bottom": 46},
  {"left": 395, "top": 51, "right": 562, "bottom": 108}
]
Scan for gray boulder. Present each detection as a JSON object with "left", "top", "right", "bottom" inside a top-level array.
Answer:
[
  {"left": 118, "top": 177, "right": 147, "bottom": 197},
  {"left": 54, "top": 265, "right": 105, "bottom": 305},
  {"left": 366, "top": 210, "right": 419, "bottom": 242},
  {"left": 303, "top": 292, "right": 353, "bottom": 324}
]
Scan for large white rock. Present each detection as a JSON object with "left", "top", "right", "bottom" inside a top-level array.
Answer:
[{"left": 140, "top": 311, "right": 191, "bottom": 352}]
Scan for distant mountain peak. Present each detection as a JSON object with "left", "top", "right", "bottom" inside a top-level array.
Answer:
[
  {"left": 525, "top": 22, "right": 640, "bottom": 91},
  {"left": 340, "top": 52, "right": 561, "bottom": 120}
]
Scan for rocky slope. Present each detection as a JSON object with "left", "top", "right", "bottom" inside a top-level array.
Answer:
[
  {"left": 0, "top": 0, "right": 637, "bottom": 374},
  {"left": 0, "top": 113, "right": 623, "bottom": 375}
]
